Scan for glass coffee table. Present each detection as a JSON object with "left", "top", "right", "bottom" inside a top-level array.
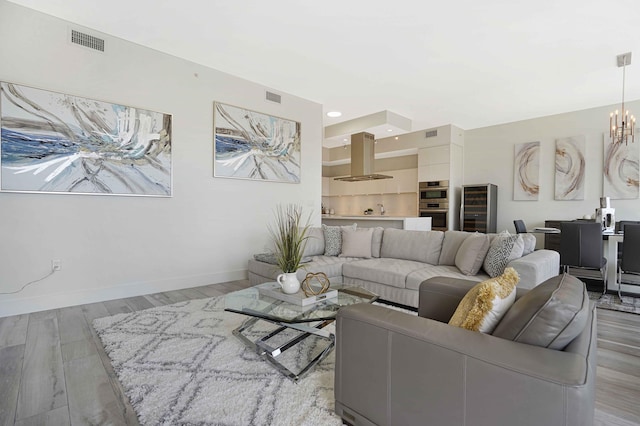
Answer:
[{"left": 224, "top": 282, "right": 378, "bottom": 381}]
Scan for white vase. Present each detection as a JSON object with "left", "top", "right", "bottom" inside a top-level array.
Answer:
[{"left": 276, "top": 272, "right": 300, "bottom": 294}]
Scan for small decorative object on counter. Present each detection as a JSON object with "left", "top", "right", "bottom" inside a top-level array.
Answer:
[
  {"left": 364, "top": 208, "right": 374, "bottom": 215},
  {"left": 302, "top": 272, "right": 331, "bottom": 297}
]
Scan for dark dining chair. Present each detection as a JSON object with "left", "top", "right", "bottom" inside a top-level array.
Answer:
[
  {"left": 513, "top": 219, "right": 527, "bottom": 234},
  {"left": 560, "top": 221, "right": 607, "bottom": 294},
  {"left": 617, "top": 223, "right": 640, "bottom": 300},
  {"left": 615, "top": 220, "right": 640, "bottom": 258}
]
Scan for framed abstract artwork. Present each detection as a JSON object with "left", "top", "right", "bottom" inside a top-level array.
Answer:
[
  {"left": 603, "top": 133, "right": 639, "bottom": 199},
  {"left": 555, "top": 135, "right": 585, "bottom": 200},
  {"left": 513, "top": 141, "right": 540, "bottom": 200},
  {"left": 213, "top": 102, "right": 301, "bottom": 183},
  {"left": 0, "top": 82, "right": 172, "bottom": 196}
]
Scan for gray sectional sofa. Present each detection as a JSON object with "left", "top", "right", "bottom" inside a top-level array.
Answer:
[
  {"left": 248, "top": 226, "right": 560, "bottom": 308},
  {"left": 334, "top": 273, "right": 596, "bottom": 425}
]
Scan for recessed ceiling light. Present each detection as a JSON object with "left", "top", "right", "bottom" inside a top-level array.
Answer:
[
  {"left": 327, "top": 111, "right": 342, "bottom": 118},
  {"left": 387, "top": 129, "right": 393, "bottom": 132},
  {"left": 343, "top": 138, "right": 348, "bottom": 142},
  {"left": 395, "top": 136, "right": 399, "bottom": 140}
]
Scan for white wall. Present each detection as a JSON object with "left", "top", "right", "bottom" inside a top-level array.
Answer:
[
  {"left": 464, "top": 100, "right": 640, "bottom": 235},
  {"left": 0, "top": 1, "right": 323, "bottom": 317}
]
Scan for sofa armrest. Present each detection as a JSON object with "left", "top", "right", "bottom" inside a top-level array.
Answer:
[
  {"left": 417, "top": 277, "right": 477, "bottom": 321},
  {"left": 335, "top": 303, "right": 595, "bottom": 426},
  {"left": 508, "top": 249, "right": 560, "bottom": 289}
]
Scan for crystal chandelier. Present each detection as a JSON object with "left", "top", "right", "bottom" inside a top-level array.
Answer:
[{"left": 610, "top": 52, "right": 635, "bottom": 145}]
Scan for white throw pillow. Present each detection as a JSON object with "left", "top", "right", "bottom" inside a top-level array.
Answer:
[
  {"left": 454, "top": 233, "right": 490, "bottom": 275},
  {"left": 340, "top": 227, "right": 374, "bottom": 258},
  {"left": 521, "top": 233, "right": 536, "bottom": 256},
  {"left": 483, "top": 232, "right": 525, "bottom": 278},
  {"left": 449, "top": 267, "right": 520, "bottom": 333}
]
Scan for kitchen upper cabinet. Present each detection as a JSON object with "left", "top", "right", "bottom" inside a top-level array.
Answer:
[
  {"left": 418, "top": 146, "right": 451, "bottom": 182},
  {"left": 394, "top": 168, "right": 418, "bottom": 193},
  {"left": 322, "top": 177, "right": 331, "bottom": 197},
  {"left": 324, "top": 169, "right": 417, "bottom": 196}
]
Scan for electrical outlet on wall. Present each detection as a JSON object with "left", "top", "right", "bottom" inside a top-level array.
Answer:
[{"left": 52, "top": 259, "right": 62, "bottom": 271}]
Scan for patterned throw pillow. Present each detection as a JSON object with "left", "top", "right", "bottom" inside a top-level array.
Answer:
[
  {"left": 322, "top": 223, "right": 356, "bottom": 256},
  {"left": 253, "top": 253, "right": 312, "bottom": 265},
  {"left": 483, "top": 233, "right": 524, "bottom": 278},
  {"left": 448, "top": 267, "right": 520, "bottom": 333}
]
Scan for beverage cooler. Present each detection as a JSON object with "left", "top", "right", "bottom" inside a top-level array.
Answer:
[{"left": 461, "top": 184, "right": 497, "bottom": 233}]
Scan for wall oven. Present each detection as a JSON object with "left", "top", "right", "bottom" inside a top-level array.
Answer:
[
  {"left": 420, "top": 180, "right": 449, "bottom": 201},
  {"left": 419, "top": 180, "right": 450, "bottom": 231},
  {"left": 419, "top": 210, "right": 448, "bottom": 230}
]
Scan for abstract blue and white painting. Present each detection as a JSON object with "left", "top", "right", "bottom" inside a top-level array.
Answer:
[
  {"left": 214, "top": 102, "right": 300, "bottom": 183},
  {"left": 0, "top": 82, "right": 172, "bottom": 196}
]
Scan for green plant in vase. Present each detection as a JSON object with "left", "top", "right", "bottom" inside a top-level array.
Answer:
[{"left": 268, "top": 204, "right": 311, "bottom": 294}]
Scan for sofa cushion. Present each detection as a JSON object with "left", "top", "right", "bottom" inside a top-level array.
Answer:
[
  {"left": 340, "top": 227, "right": 373, "bottom": 258},
  {"left": 343, "top": 258, "right": 428, "bottom": 289},
  {"left": 371, "top": 227, "right": 384, "bottom": 258},
  {"left": 253, "top": 252, "right": 312, "bottom": 265},
  {"left": 448, "top": 267, "right": 519, "bottom": 333},
  {"left": 303, "top": 227, "right": 325, "bottom": 257},
  {"left": 455, "top": 233, "right": 490, "bottom": 275},
  {"left": 438, "top": 231, "right": 471, "bottom": 266},
  {"left": 492, "top": 273, "right": 589, "bottom": 350},
  {"left": 322, "top": 223, "right": 356, "bottom": 256},
  {"left": 406, "top": 265, "right": 487, "bottom": 291},
  {"left": 380, "top": 229, "right": 444, "bottom": 264},
  {"left": 248, "top": 256, "right": 351, "bottom": 282},
  {"left": 483, "top": 233, "right": 524, "bottom": 277}
]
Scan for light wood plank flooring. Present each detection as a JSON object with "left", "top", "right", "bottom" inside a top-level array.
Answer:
[{"left": 0, "top": 280, "right": 638, "bottom": 425}]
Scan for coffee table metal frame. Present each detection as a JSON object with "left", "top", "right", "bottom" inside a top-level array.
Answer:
[{"left": 224, "top": 284, "right": 377, "bottom": 381}]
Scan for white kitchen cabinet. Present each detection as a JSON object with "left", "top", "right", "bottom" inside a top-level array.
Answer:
[
  {"left": 322, "top": 177, "right": 331, "bottom": 196},
  {"left": 323, "top": 168, "right": 418, "bottom": 196},
  {"left": 396, "top": 169, "right": 418, "bottom": 193},
  {"left": 418, "top": 146, "right": 451, "bottom": 182}
]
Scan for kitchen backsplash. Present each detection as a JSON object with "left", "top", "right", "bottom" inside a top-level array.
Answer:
[{"left": 322, "top": 193, "right": 417, "bottom": 217}]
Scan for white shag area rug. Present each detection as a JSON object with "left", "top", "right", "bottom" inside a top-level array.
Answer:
[
  {"left": 93, "top": 295, "right": 621, "bottom": 425},
  {"left": 93, "top": 296, "right": 342, "bottom": 426}
]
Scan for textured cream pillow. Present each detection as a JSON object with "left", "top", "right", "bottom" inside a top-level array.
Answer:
[
  {"left": 340, "top": 227, "right": 373, "bottom": 258},
  {"left": 448, "top": 267, "right": 520, "bottom": 333},
  {"left": 521, "top": 233, "right": 537, "bottom": 255}
]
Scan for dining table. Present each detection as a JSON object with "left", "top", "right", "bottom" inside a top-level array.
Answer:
[{"left": 531, "top": 228, "right": 637, "bottom": 296}]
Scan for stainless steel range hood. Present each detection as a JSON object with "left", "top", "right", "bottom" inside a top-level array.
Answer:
[{"left": 334, "top": 132, "right": 393, "bottom": 181}]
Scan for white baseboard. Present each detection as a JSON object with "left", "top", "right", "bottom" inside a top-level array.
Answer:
[{"left": 0, "top": 269, "right": 248, "bottom": 318}]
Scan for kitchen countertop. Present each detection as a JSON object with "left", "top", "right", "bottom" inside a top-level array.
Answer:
[
  {"left": 321, "top": 215, "right": 417, "bottom": 221},
  {"left": 322, "top": 215, "right": 431, "bottom": 231}
]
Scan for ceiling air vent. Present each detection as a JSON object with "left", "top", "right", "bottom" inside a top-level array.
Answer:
[
  {"left": 425, "top": 130, "right": 438, "bottom": 138},
  {"left": 71, "top": 29, "right": 105, "bottom": 52},
  {"left": 265, "top": 91, "right": 282, "bottom": 104}
]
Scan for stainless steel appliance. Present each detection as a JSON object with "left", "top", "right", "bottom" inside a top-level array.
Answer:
[
  {"left": 419, "top": 180, "right": 449, "bottom": 231},
  {"left": 334, "top": 132, "right": 393, "bottom": 181}
]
